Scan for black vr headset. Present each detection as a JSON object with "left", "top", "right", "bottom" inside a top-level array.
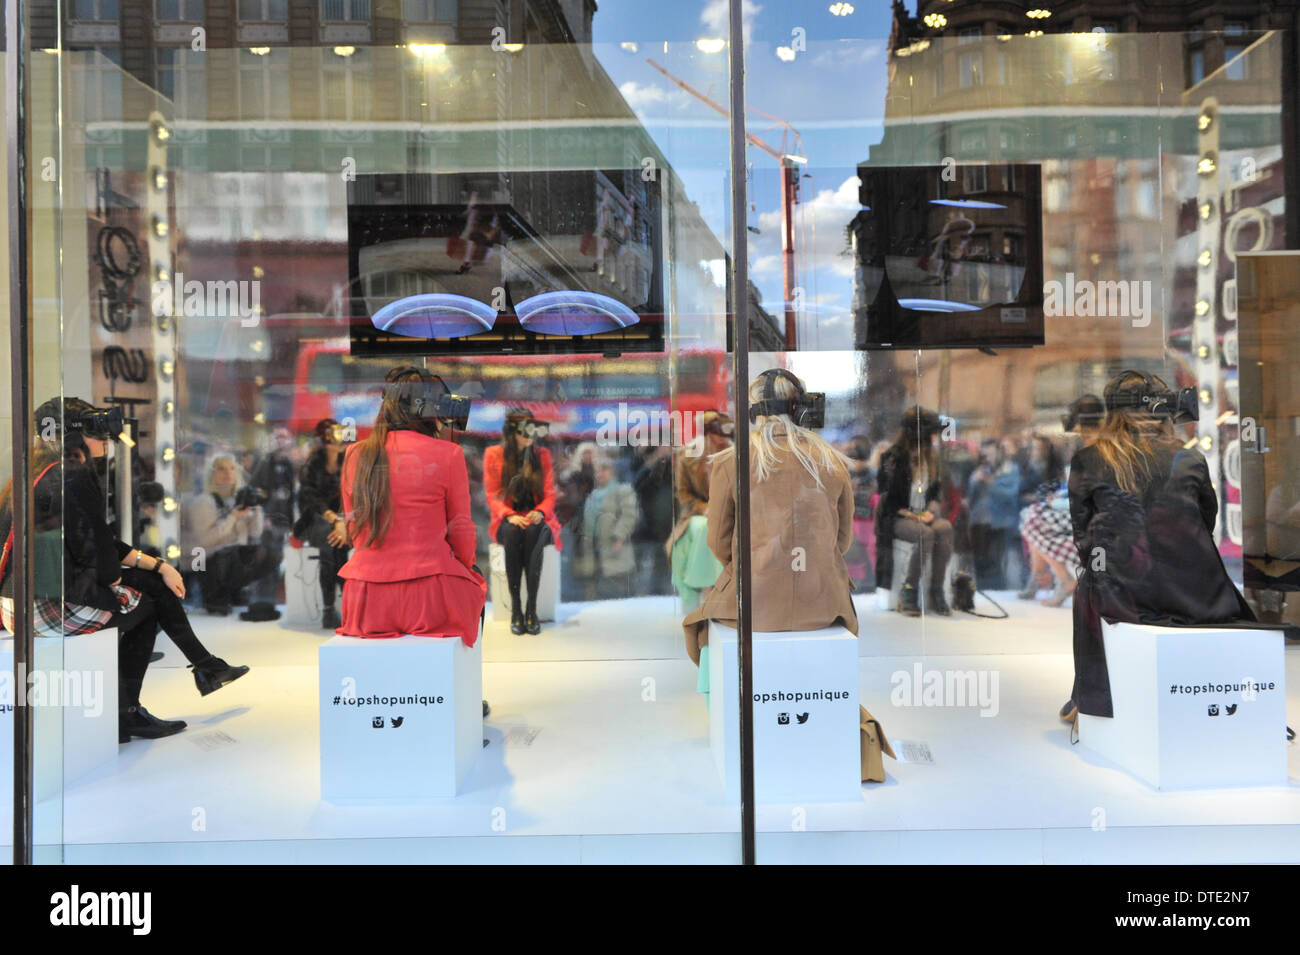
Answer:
[
  {"left": 504, "top": 408, "right": 550, "bottom": 440},
  {"left": 384, "top": 367, "right": 472, "bottom": 431},
  {"left": 35, "top": 397, "right": 125, "bottom": 442},
  {"left": 1104, "top": 370, "right": 1198, "bottom": 424},
  {"left": 1061, "top": 394, "right": 1105, "bottom": 433},
  {"left": 748, "top": 369, "right": 826, "bottom": 429}
]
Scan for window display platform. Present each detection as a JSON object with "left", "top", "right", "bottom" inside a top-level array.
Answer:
[{"left": 5, "top": 593, "right": 1298, "bottom": 864}]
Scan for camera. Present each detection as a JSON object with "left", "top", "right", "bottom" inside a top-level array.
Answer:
[
  {"left": 235, "top": 486, "right": 269, "bottom": 509},
  {"left": 749, "top": 369, "right": 826, "bottom": 429}
]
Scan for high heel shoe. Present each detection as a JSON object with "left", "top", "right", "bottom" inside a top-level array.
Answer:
[
  {"left": 510, "top": 606, "right": 525, "bottom": 635},
  {"left": 191, "top": 656, "right": 250, "bottom": 697},
  {"left": 1039, "top": 579, "right": 1076, "bottom": 608},
  {"left": 524, "top": 599, "right": 541, "bottom": 634}
]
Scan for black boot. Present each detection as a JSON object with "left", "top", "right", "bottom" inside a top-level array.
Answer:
[
  {"left": 191, "top": 656, "right": 250, "bottom": 697},
  {"left": 898, "top": 582, "right": 921, "bottom": 617},
  {"left": 120, "top": 704, "right": 186, "bottom": 743},
  {"left": 322, "top": 606, "right": 342, "bottom": 630},
  {"left": 929, "top": 587, "right": 951, "bottom": 616},
  {"left": 524, "top": 594, "right": 541, "bottom": 635},
  {"left": 510, "top": 605, "right": 525, "bottom": 635}
]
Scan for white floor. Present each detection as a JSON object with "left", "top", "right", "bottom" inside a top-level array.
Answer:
[{"left": 7, "top": 591, "right": 1300, "bottom": 864}]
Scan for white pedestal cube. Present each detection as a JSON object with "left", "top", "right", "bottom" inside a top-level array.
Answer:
[
  {"left": 284, "top": 542, "right": 322, "bottom": 626},
  {"left": 0, "top": 628, "right": 119, "bottom": 804},
  {"left": 708, "top": 622, "right": 862, "bottom": 803},
  {"left": 488, "top": 542, "right": 559, "bottom": 622},
  {"left": 1078, "top": 620, "right": 1287, "bottom": 789},
  {"left": 318, "top": 634, "right": 482, "bottom": 801}
]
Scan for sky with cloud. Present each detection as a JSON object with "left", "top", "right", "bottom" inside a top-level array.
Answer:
[{"left": 587, "top": 0, "right": 898, "bottom": 353}]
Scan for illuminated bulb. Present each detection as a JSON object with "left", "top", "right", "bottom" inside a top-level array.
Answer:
[
  {"left": 696, "top": 38, "right": 725, "bottom": 53},
  {"left": 1026, "top": 30, "right": 1044, "bottom": 37},
  {"left": 117, "top": 430, "right": 136, "bottom": 449},
  {"left": 409, "top": 43, "right": 446, "bottom": 56},
  {"left": 151, "top": 119, "right": 171, "bottom": 143},
  {"left": 1026, "top": 8, "right": 1052, "bottom": 18},
  {"left": 162, "top": 399, "right": 175, "bottom": 418},
  {"left": 1198, "top": 156, "right": 1217, "bottom": 175},
  {"left": 1197, "top": 249, "right": 1212, "bottom": 267},
  {"left": 252, "top": 265, "right": 264, "bottom": 279},
  {"left": 155, "top": 264, "right": 170, "bottom": 283},
  {"left": 1199, "top": 201, "right": 1214, "bottom": 220},
  {"left": 829, "top": 2, "right": 854, "bottom": 15},
  {"left": 1199, "top": 389, "right": 1212, "bottom": 404},
  {"left": 1194, "top": 300, "right": 1211, "bottom": 317},
  {"left": 254, "top": 375, "right": 266, "bottom": 386},
  {"left": 249, "top": 46, "right": 270, "bottom": 55},
  {"left": 503, "top": 42, "right": 524, "bottom": 52},
  {"left": 161, "top": 445, "right": 176, "bottom": 463},
  {"left": 1197, "top": 111, "right": 1214, "bottom": 132},
  {"left": 151, "top": 167, "right": 168, "bottom": 191},
  {"left": 159, "top": 356, "right": 174, "bottom": 379},
  {"left": 157, "top": 313, "right": 171, "bottom": 334},
  {"left": 923, "top": 13, "right": 947, "bottom": 27},
  {"left": 250, "top": 339, "right": 264, "bottom": 354},
  {"left": 152, "top": 216, "right": 168, "bottom": 238},
  {"left": 163, "top": 497, "right": 178, "bottom": 514},
  {"left": 254, "top": 412, "right": 267, "bottom": 424},
  {"left": 1200, "top": 435, "right": 1213, "bottom": 452},
  {"left": 776, "top": 46, "right": 796, "bottom": 61},
  {"left": 333, "top": 46, "right": 355, "bottom": 57},
  {"left": 1197, "top": 344, "right": 1212, "bottom": 360},
  {"left": 166, "top": 543, "right": 181, "bottom": 560}
]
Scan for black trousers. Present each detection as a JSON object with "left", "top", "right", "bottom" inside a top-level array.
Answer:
[
  {"left": 113, "top": 566, "right": 212, "bottom": 710},
  {"left": 202, "top": 543, "right": 278, "bottom": 610},
  {"left": 303, "top": 515, "right": 350, "bottom": 611},
  {"left": 495, "top": 520, "right": 552, "bottom": 614}
]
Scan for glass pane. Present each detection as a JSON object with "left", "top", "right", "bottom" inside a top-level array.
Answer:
[
  {"left": 40, "top": 1, "right": 744, "bottom": 863},
  {"left": 742, "top": 9, "right": 1294, "bottom": 864}
]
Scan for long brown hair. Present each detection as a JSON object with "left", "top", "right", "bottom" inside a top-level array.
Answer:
[
  {"left": 1092, "top": 371, "right": 1179, "bottom": 496},
  {"left": 0, "top": 437, "right": 87, "bottom": 529},
  {"left": 499, "top": 407, "right": 544, "bottom": 506},
  {"left": 346, "top": 367, "right": 440, "bottom": 548}
]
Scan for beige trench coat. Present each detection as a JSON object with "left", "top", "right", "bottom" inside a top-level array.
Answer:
[{"left": 681, "top": 438, "right": 859, "bottom": 664}]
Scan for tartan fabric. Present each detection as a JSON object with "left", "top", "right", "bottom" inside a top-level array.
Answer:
[
  {"left": 1, "top": 584, "right": 142, "bottom": 637},
  {"left": 1020, "top": 501, "right": 1081, "bottom": 576}
]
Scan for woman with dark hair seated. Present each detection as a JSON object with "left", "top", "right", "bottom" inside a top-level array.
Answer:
[
  {"left": 336, "top": 367, "right": 486, "bottom": 644},
  {"left": 483, "top": 407, "right": 561, "bottom": 635},
  {"left": 874, "top": 407, "right": 954, "bottom": 616},
  {"left": 1062, "top": 371, "right": 1254, "bottom": 723},
  {"left": 0, "top": 397, "right": 248, "bottom": 743},
  {"left": 293, "top": 418, "right": 351, "bottom": 630}
]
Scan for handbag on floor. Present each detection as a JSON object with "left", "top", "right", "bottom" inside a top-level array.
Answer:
[{"left": 859, "top": 705, "right": 896, "bottom": 783}]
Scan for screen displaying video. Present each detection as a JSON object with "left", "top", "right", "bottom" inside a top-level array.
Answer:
[
  {"left": 347, "top": 171, "right": 665, "bottom": 358},
  {"left": 853, "top": 162, "right": 1044, "bottom": 350}
]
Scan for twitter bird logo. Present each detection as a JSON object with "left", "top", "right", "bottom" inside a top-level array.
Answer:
[
  {"left": 795, "top": 713, "right": 809, "bottom": 724},
  {"left": 391, "top": 716, "right": 405, "bottom": 728}
]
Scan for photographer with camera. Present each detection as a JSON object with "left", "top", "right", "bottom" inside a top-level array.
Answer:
[
  {"left": 336, "top": 366, "right": 485, "bottom": 642},
  {"left": 484, "top": 407, "right": 561, "bottom": 635},
  {"left": 183, "top": 453, "right": 279, "bottom": 616},
  {"left": 293, "top": 418, "right": 350, "bottom": 630},
  {"left": 0, "top": 398, "right": 248, "bottom": 742}
]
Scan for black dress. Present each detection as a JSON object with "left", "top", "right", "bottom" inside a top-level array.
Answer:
[
  {"left": 873, "top": 446, "right": 941, "bottom": 591},
  {"left": 1068, "top": 441, "right": 1253, "bottom": 717},
  {"left": 293, "top": 448, "right": 349, "bottom": 612}
]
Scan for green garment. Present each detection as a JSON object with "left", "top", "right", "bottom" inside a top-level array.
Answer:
[{"left": 671, "top": 515, "right": 723, "bottom": 611}]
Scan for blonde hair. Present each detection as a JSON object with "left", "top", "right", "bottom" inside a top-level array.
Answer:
[
  {"left": 1093, "top": 372, "right": 1178, "bottom": 496},
  {"left": 714, "top": 372, "right": 851, "bottom": 489},
  {"left": 204, "top": 453, "right": 244, "bottom": 493}
]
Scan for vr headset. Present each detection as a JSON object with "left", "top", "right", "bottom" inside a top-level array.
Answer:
[
  {"left": 385, "top": 367, "right": 473, "bottom": 431},
  {"left": 1061, "top": 395, "right": 1105, "bottom": 433},
  {"left": 78, "top": 405, "right": 126, "bottom": 441},
  {"left": 748, "top": 369, "right": 826, "bottom": 429},
  {"left": 505, "top": 409, "right": 550, "bottom": 440},
  {"left": 1104, "top": 370, "right": 1198, "bottom": 424}
]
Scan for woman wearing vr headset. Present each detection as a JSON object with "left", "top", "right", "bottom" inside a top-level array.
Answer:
[
  {"left": 1063, "top": 371, "right": 1253, "bottom": 723},
  {"left": 682, "top": 371, "right": 858, "bottom": 681},
  {"left": 667, "top": 410, "right": 734, "bottom": 610},
  {"left": 336, "top": 367, "right": 485, "bottom": 643},
  {"left": 483, "top": 407, "right": 561, "bottom": 635},
  {"left": 0, "top": 398, "right": 249, "bottom": 743},
  {"left": 292, "top": 418, "right": 351, "bottom": 630},
  {"left": 875, "top": 407, "right": 954, "bottom": 616}
]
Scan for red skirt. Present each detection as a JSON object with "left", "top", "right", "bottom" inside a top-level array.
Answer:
[{"left": 338, "top": 572, "right": 486, "bottom": 647}]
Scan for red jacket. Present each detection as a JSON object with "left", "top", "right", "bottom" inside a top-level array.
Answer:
[
  {"left": 483, "top": 444, "right": 562, "bottom": 551},
  {"left": 339, "top": 430, "right": 480, "bottom": 585}
]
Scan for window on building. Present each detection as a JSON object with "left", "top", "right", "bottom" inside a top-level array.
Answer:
[
  {"left": 156, "top": 47, "right": 207, "bottom": 117},
  {"left": 963, "top": 164, "right": 988, "bottom": 193},
  {"left": 404, "top": 0, "right": 457, "bottom": 22},
  {"left": 157, "top": 0, "right": 203, "bottom": 18},
  {"left": 72, "top": 0, "right": 119, "bottom": 19},
  {"left": 1187, "top": 29, "right": 1206, "bottom": 87},
  {"left": 958, "top": 26, "right": 981, "bottom": 44},
  {"left": 322, "top": 0, "right": 371, "bottom": 21},
  {"left": 323, "top": 47, "right": 372, "bottom": 121},
  {"left": 997, "top": 50, "right": 1010, "bottom": 85},
  {"left": 238, "top": 48, "right": 291, "bottom": 120},
  {"left": 240, "top": 0, "right": 288, "bottom": 20},
  {"left": 1224, "top": 22, "right": 1249, "bottom": 81},
  {"left": 959, "top": 51, "right": 982, "bottom": 88},
  {"left": 72, "top": 46, "right": 123, "bottom": 122}
]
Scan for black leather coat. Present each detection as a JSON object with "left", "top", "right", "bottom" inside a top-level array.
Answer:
[{"left": 1068, "top": 441, "right": 1253, "bottom": 717}]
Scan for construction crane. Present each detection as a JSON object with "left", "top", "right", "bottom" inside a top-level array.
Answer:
[{"left": 645, "top": 58, "right": 805, "bottom": 350}]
